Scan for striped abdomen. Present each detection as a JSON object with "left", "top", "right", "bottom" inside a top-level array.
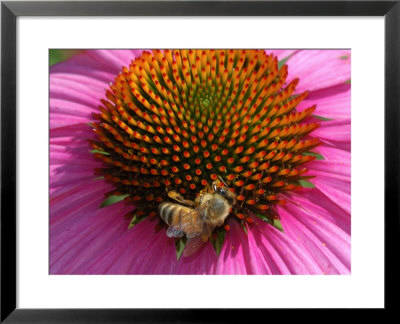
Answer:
[
  {"left": 158, "top": 202, "right": 203, "bottom": 238},
  {"left": 158, "top": 202, "right": 194, "bottom": 226}
]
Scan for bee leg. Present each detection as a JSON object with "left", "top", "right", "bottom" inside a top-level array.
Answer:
[
  {"left": 167, "top": 191, "right": 195, "bottom": 207},
  {"left": 166, "top": 225, "right": 184, "bottom": 238}
]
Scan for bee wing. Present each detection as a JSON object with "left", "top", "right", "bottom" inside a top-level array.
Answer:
[
  {"left": 182, "top": 203, "right": 213, "bottom": 257},
  {"left": 166, "top": 207, "right": 205, "bottom": 238},
  {"left": 183, "top": 234, "right": 209, "bottom": 257},
  {"left": 166, "top": 226, "right": 184, "bottom": 238}
]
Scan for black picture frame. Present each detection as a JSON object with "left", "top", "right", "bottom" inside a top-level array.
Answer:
[{"left": 1, "top": 0, "right": 399, "bottom": 322}]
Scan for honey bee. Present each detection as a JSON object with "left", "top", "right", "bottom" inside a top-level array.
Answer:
[{"left": 158, "top": 180, "right": 236, "bottom": 257}]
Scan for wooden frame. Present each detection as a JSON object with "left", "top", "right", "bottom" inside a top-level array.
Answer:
[{"left": 1, "top": 0, "right": 399, "bottom": 321}]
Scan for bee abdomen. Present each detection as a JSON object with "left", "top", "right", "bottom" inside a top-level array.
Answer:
[{"left": 158, "top": 202, "right": 187, "bottom": 226}]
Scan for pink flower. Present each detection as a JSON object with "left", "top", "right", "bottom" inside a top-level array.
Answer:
[{"left": 50, "top": 49, "right": 350, "bottom": 274}]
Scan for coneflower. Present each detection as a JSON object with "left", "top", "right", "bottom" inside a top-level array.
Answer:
[
  {"left": 90, "top": 49, "right": 320, "bottom": 251},
  {"left": 50, "top": 49, "right": 351, "bottom": 274}
]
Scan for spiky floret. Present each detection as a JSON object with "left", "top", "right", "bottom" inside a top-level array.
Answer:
[{"left": 90, "top": 49, "right": 320, "bottom": 228}]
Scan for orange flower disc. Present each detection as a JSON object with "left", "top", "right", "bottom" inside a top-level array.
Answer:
[{"left": 91, "top": 49, "right": 320, "bottom": 225}]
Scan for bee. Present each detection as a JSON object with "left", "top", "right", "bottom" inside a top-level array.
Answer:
[{"left": 158, "top": 180, "right": 236, "bottom": 257}]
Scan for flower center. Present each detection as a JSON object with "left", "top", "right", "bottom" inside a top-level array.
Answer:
[{"left": 90, "top": 49, "right": 320, "bottom": 250}]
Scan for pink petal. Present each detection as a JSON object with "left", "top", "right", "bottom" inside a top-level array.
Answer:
[
  {"left": 50, "top": 123, "right": 96, "bottom": 141},
  {"left": 50, "top": 77, "right": 106, "bottom": 107},
  {"left": 313, "top": 119, "right": 351, "bottom": 144},
  {"left": 298, "top": 83, "right": 351, "bottom": 120},
  {"left": 315, "top": 144, "right": 351, "bottom": 162},
  {"left": 50, "top": 170, "right": 100, "bottom": 196},
  {"left": 50, "top": 183, "right": 134, "bottom": 274},
  {"left": 215, "top": 221, "right": 253, "bottom": 274},
  {"left": 174, "top": 243, "right": 218, "bottom": 274},
  {"left": 307, "top": 145, "right": 351, "bottom": 215},
  {"left": 86, "top": 50, "right": 143, "bottom": 71},
  {"left": 308, "top": 154, "right": 350, "bottom": 180},
  {"left": 286, "top": 50, "right": 351, "bottom": 93},
  {"left": 306, "top": 156, "right": 351, "bottom": 216},
  {"left": 265, "top": 49, "right": 298, "bottom": 61},
  {"left": 50, "top": 180, "right": 114, "bottom": 225},
  {"left": 50, "top": 124, "right": 100, "bottom": 194},
  {"left": 279, "top": 195, "right": 351, "bottom": 274},
  {"left": 50, "top": 177, "right": 177, "bottom": 274},
  {"left": 50, "top": 50, "right": 143, "bottom": 129},
  {"left": 81, "top": 221, "right": 151, "bottom": 274},
  {"left": 249, "top": 218, "right": 323, "bottom": 274},
  {"left": 50, "top": 82, "right": 100, "bottom": 129},
  {"left": 100, "top": 218, "right": 177, "bottom": 275},
  {"left": 51, "top": 54, "right": 114, "bottom": 84},
  {"left": 245, "top": 224, "right": 274, "bottom": 274},
  {"left": 313, "top": 176, "right": 351, "bottom": 215},
  {"left": 286, "top": 189, "right": 350, "bottom": 235}
]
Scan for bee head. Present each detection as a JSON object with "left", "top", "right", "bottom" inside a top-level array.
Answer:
[{"left": 213, "top": 182, "right": 236, "bottom": 206}]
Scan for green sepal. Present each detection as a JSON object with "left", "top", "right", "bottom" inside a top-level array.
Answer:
[
  {"left": 49, "top": 49, "right": 65, "bottom": 66},
  {"left": 100, "top": 194, "right": 129, "bottom": 208},
  {"left": 278, "top": 53, "right": 295, "bottom": 70},
  {"left": 128, "top": 214, "right": 146, "bottom": 229},
  {"left": 256, "top": 213, "right": 284, "bottom": 232},
  {"left": 311, "top": 115, "right": 333, "bottom": 121},
  {"left": 49, "top": 49, "right": 81, "bottom": 66},
  {"left": 210, "top": 229, "right": 226, "bottom": 256},
  {"left": 303, "top": 152, "right": 324, "bottom": 160},
  {"left": 94, "top": 176, "right": 105, "bottom": 180},
  {"left": 298, "top": 179, "right": 315, "bottom": 188},
  {"left": 91, "top": 149, "right": 110, "bottom": 155},
  {"left": 175, "top": 237, "right": 187, "bottom": 260},
  {"left": 272, "top": 218, "right": 284, "bottom": 232},
  {"left": 240, "top": 222, "right": 248, "bottom": 235}
]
